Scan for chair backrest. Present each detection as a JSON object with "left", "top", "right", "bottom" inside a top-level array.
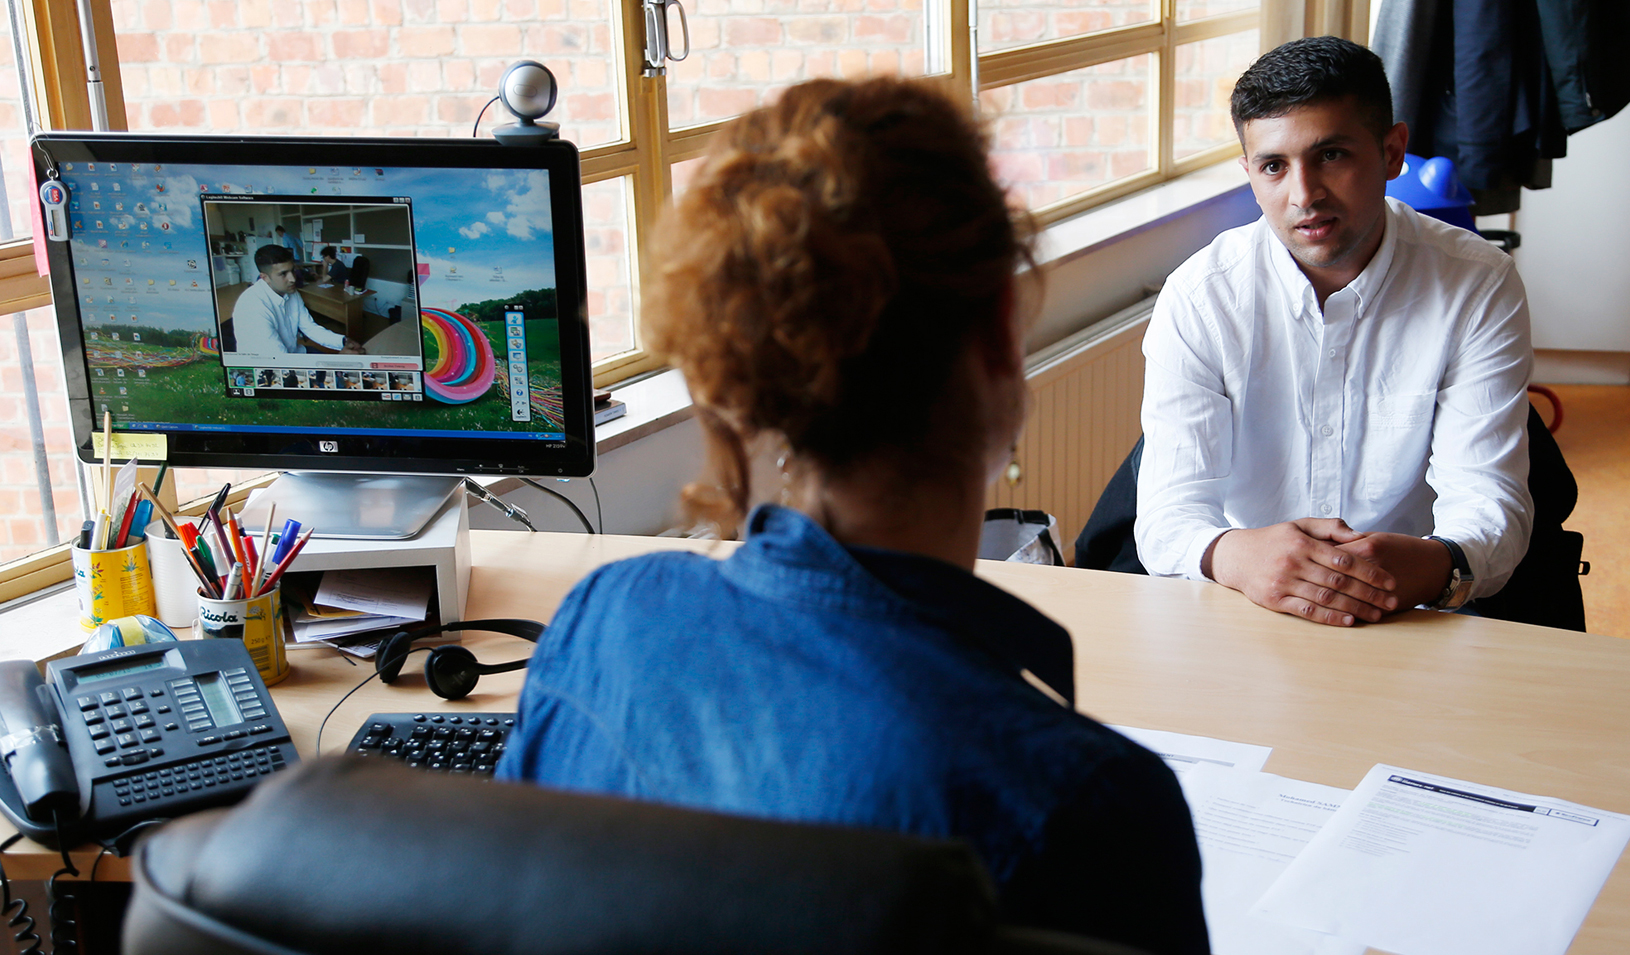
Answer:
[
  {"left": 347, "top": 255, "right": 371, "bottom": 291},
  {"left": 1073, "top": 435, "right": 1147, "bottom": 574},
  {"left": 128, "top": 759, "right": 1126, "bottom": 955},
  {"left": 1472, "top": 403, "right": 1588, "bottom": 631}
]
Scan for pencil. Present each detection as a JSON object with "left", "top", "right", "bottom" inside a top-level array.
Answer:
[
  {"left": 252, "top": 504, "right": 277, "bottom": 596},
  {"left": 139, "top": 483, "right": 220, "bottom": 598},
  {"left": 257, "top": 526, "right": 313, "bottom": 596},
  {"left": 101, "top": 410, "right": 112, "bottom": 518}
]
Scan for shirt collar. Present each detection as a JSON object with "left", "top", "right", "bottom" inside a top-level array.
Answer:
[
  {"left": 721, "top": 504, "right": 1077, "bottom": 703},
  {"left": 1263, "top": 198, "right": 1402, "bottom": 320}
]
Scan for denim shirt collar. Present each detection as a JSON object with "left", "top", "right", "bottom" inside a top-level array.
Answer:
[{"left": 719, "top": 504, "right": 1076, "bottom": 704}]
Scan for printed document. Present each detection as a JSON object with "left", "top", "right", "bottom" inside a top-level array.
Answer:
[
  {"left": 1109, "top": 725, "right": 1272, "bottom": 779},
  {"left": 1178, "top": 763, "right": 1362, "bottom": 955},
  {"left": 1253, "top": 764, "right": 1630, "bottom": 955}
]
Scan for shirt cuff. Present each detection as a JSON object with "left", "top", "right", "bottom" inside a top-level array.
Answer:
[{"left": 1184, "top": 527, "right": 1231, "bottom": 581}]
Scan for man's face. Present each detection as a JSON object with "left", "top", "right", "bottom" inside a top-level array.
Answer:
[
  {"left": 262, "top": 261, "right": 297, "bottom": 294},
  {"left": 1239, "top": 97, "right": 1407, "bottom": 293}
]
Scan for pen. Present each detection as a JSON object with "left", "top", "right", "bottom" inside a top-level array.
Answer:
[
  {"left": 92, "top": 511, "right": 109, "bottom": 552},
  {"left": 140, "top": 483, "right": 220, "bottom": 598},
  {"left": 225, "top": 507, "right": 249, "bottom": 572},
  {"left": 128, "top": 500, "right": 153, "bottom": 543},
  {"left": 152, "top": 461, "right": 169, "bottom": 499},
  {"left": 257, "top": 527, "right": 313, "bottom": 596},
  {"left": 252, "top": 504, "right": 277, "bottom": 597},
  {"left": 272, "top": 519, "right": 301, "bottom": 564},
  {"left": 222, "top": 565, "right": 242, "bottom": 602},
  {"left": 113, "top": 492, "right": 139, "bottom": 549},
  {"left": 78, "top": 520, "right": 93, "bottom": 550}
]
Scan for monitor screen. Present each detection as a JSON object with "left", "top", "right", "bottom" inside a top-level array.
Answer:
[{"left": 31, "top": 134, "right": 594, "bottom": 478}]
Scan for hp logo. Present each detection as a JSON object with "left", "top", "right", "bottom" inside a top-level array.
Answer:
[{"left": 319, "top": 441, "right": 339, "bottom": 453}]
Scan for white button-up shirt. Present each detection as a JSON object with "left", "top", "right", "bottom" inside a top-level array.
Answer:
[
  {"left": 230, "top": 277, "right": 345, "bottom": 356},
  {"left": 1135, "top": 198, "right": 1533, "bottom": 598}
]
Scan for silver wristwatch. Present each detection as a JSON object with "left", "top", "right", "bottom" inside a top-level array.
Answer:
[{"left": 1426, "top": 536, "right": 1474, "bottom": 611}]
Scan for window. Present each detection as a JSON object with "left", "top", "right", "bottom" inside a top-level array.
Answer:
[{"left": 1, "top": 0, "right": 1361, "bottom": 587}]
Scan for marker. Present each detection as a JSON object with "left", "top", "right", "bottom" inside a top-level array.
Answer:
[
  {"left": 127, "top": 500, "right": 153, "bottom": 543},
  {"left": 257, "top": 527, "right": 313, "bottom": 596},
  {"left": 272, "top": 519, "right": 301, "bottom": 564}
]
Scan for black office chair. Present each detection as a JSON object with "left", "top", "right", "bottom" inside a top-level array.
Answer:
[
  {"left": 1072, "top": 406, "right": 1587, "bottom": 631},
  {"left": 1073, "top": 436, "right": 1147, "bottom": 575},
  {"left": 347, "top": 255, "right": 371, "bottom": 293},
  {"left": 123, "top": 759, "right": 1151, "bottom": 955}
]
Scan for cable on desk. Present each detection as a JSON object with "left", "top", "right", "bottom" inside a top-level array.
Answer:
[
  {"left": 315, "top": 647, "right": 429, "bottom": 757},
  {"left": 519, "top": 478, "right": 596, "bottom": 534},
  {"left": 0, "top": 833, "right": 41, "bottom": 955},
  {"left": 590, "top": 477, "right": 604, "bottom": 535}
]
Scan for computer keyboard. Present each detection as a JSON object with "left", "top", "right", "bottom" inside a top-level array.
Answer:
[{"left": 345, "top": 712, "right": 516, "bottom": 776}]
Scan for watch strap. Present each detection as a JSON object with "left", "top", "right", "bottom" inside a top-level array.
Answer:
[{"left": 1426, "top": 536, "right": 1473, "bottom": 610}]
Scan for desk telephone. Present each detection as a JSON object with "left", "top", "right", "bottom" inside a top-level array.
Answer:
[{"left": 0, "top": 640, "right": 298, "bottom": 848}]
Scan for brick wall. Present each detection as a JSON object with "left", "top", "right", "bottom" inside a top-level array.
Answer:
[
  {"left": 0, "top": 0, "right": 1257, "bottom": 563},
  {"left": 110, "top": 0, "right": 637, "bottom": 359}
]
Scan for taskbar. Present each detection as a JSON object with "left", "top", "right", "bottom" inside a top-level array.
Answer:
[{"left": 121, "top": 421, "right": 567, "bottom": 441}]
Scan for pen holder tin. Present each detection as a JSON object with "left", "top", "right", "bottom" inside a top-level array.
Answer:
[
  {"left": 196, "top": 586, "right": 290, "bottom": 686},
  {"left": 71, "top": 543, "right": 157, "bottom": 631},
  {"left": 144, "top": 518, "right": 201, "bottom": 629}
]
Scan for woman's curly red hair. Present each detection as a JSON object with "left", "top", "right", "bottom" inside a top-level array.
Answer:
[{"left": 643, "top": 76, "right": 1031, "bottom": 536}]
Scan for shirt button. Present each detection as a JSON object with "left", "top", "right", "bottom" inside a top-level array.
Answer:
[
  {"left": 1328, "top": 349, "right": 1337, "bottom": 358},
  {"left": 1321, "top": 504, "right": 1333, "bottom": 514},
  {"left": 1321, "top": 425, "right": 1334, "bottom": 436}
]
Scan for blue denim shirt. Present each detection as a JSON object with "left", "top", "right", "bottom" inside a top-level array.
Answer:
[{"left": 497, "top": 505, "right": 1206, "bottom": 954}]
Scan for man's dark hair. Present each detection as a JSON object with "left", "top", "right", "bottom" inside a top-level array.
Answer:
[
  {"left": 255, "top": 243, "right": 293, "bottom": 272},
  {"left": 1231, "top": 36, "right": 1393, "bottom": 140},
  {"left": 275, "top": 225, "right": 286, "bottom": 234},
  {"left": 319, "top": 245, "right": 337, "bottom": 260}
]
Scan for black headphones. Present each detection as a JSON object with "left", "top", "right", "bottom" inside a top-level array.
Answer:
[{"left": 375, "top": 618, "right": 545, "bottom": 701}]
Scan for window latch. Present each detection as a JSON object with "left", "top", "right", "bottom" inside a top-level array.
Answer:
[{"left": 642, "top": 0, "right": 690, "bottom": 78}]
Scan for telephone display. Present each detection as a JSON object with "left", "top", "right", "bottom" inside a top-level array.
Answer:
[{"left": 0, "top": 639, "right": 298, "bottom": 847}]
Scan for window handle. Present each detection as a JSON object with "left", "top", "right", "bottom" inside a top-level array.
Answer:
[{"left": 642, "top": 0, "right": 690, "bottom": 77}]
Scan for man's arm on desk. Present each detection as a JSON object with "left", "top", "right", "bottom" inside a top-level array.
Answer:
[
  {"left": 1136, "top": 288, "right": 1398, "bottom": 627},
  {"left": 1204, "top": 520, "right": 1400, "bottom": 626}
]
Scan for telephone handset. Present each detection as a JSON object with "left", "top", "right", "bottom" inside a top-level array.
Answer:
[{"left": 0, "top": 639, "right": 299, "bottom": 848}]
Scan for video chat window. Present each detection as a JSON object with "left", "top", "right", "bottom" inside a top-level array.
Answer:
[{"left": 203, "top": 196, "right": 425, "bottom": 403}]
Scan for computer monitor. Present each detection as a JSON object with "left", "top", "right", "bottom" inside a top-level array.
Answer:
[{"left": 32, "top": 134, "right": 595, "bottom": 535}]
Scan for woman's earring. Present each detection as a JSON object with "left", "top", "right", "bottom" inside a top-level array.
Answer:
[
  {"left": 777, "top": 452, "right": 793, "bottom": 504},
  {"left": 1004, "top": 448, "right": 1022, "bottom": 487}
]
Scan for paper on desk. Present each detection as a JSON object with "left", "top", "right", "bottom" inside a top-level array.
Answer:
[
  {"left": 1109, "top": 725, "right": 1272, "bottom": 779},
  {"left": 1253, "top": 764, "right": 1630, "bottom": 955},
  {"left": 291, "top": 613, "right": 421, "bottom": 643},
  {"left": 1178, "top": 763, "right": 1363, "bottom": 955},
  {"left": 315, "top": 568, "right": 431, "bottom": 620}
]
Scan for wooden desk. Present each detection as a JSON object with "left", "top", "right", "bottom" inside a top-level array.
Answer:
[
  {"left": 297, "top": 283, "right": 376, "bottom": 339},
  {"left": 7, "top": 531, "right": 1629, "bottom": 954}
]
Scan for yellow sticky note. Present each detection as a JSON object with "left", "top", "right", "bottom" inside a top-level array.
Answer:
[{"left": 92, "top": 432, "right": 168, "bottom": 461}]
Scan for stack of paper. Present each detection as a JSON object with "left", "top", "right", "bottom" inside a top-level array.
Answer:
[
  {"left": 288, "top": 568, "right": 430, "bottom": 652},
  {"left": 1108, "top": 726, "right": 1630, "bottom": 955}
]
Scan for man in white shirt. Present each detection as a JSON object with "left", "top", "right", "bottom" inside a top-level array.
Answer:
[
  {"left": 232, "top": 244, "right": 360, "bottom": 356},
  {"left": 1135, "top": 36, "right": 1533, "bottom": 627}
]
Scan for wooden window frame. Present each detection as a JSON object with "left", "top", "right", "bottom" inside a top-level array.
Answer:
[{"left": 0, "top": 0, "right": 1368, "bottom": 596}]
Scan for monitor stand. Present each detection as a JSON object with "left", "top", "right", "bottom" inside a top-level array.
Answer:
[{"left": 238, "top": 473, "right": 464, "bottom": 540}]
